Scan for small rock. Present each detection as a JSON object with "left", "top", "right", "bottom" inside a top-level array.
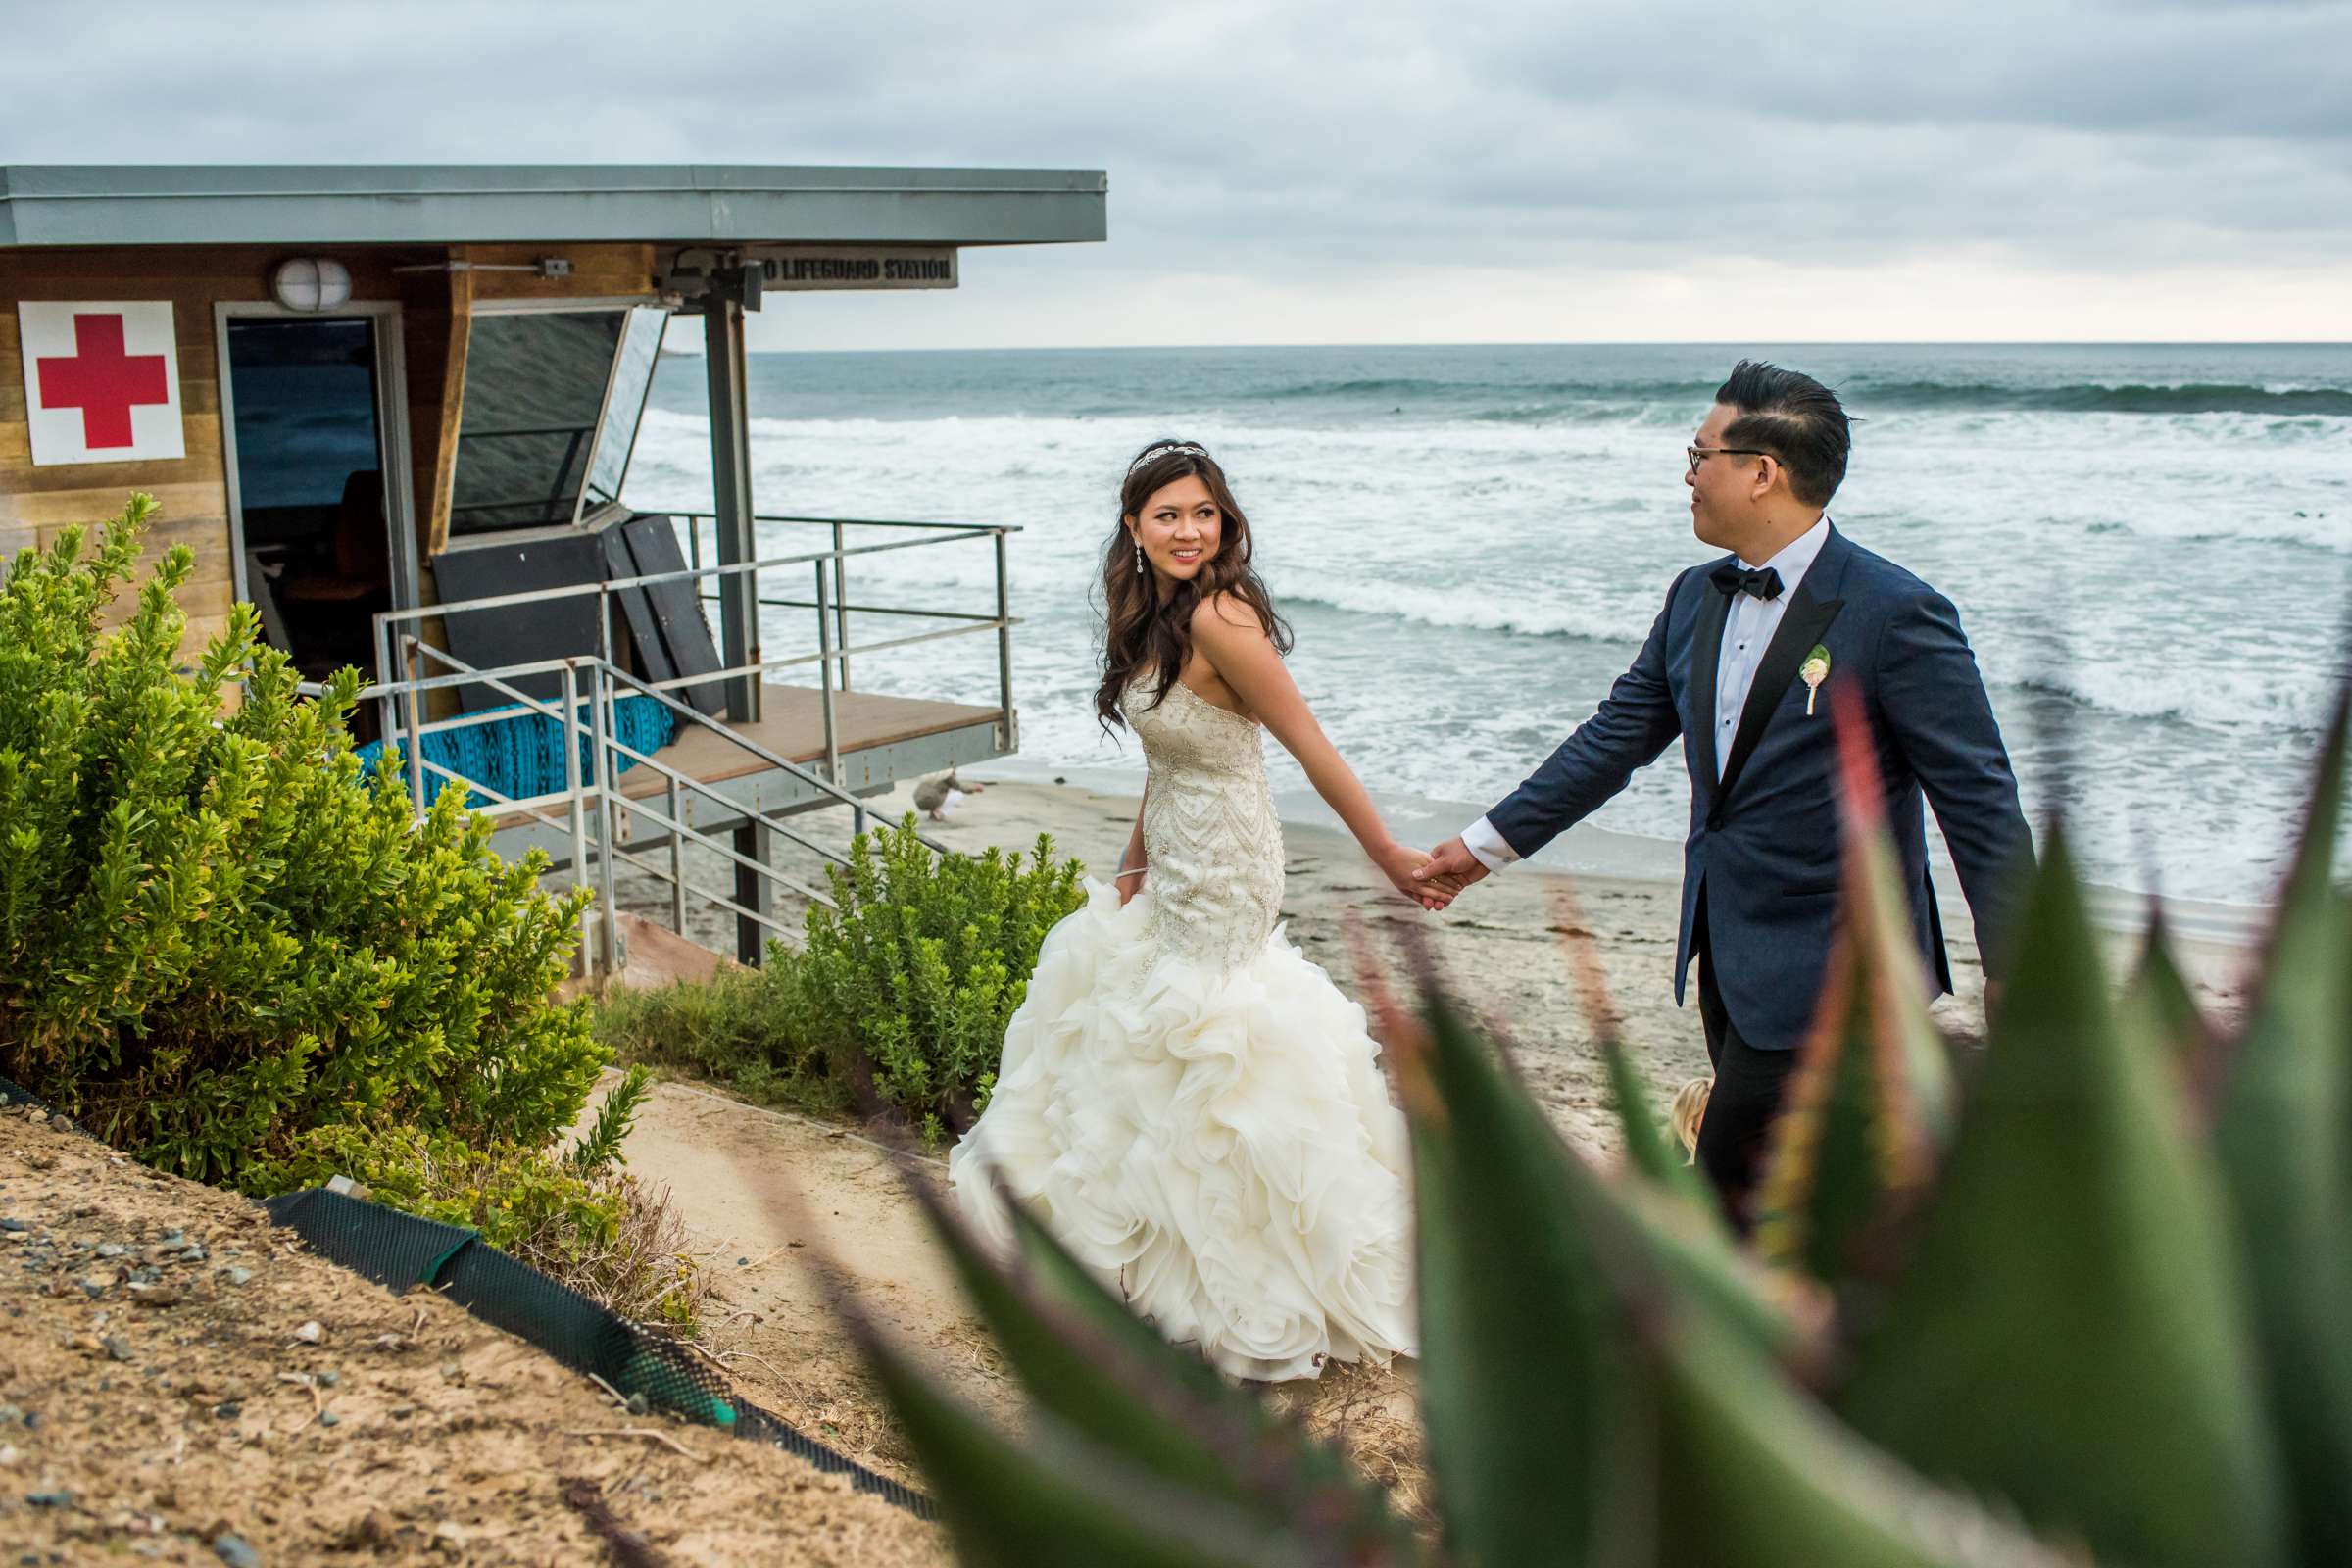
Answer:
[
  {"left": 76, "top": 1277, "right": 109, "bottom": 1299},
  {"left": 292, "top": 1320, "right": 323, "bottom": 1345},
  {"left": 24, "top": 1489, "right": 72, "bottom": 1507},
  {"left": 104, "top": 1335, "right": 134, "bottom": 1363},
  {"left": 211, "top": 1533, "right": 261, "bottom": 1568},
  {"left": 159, "top": 1229, "right": 185, "bottom": 1244},
  {"left": 0, "top": 1407, "right": 20, "bottom": 1427},
  {"left": 127, "top": 1283, "right": 180, "bottom": 1307},
  {"left": 179, "top": 1244, "right": 208, "bottom": 1263},
  {"left": 0, "top": 1219, "right": 27, "bottom": 1234},
  {"left": 317, "top": 1371, "right": 340, "bottom": 1388},
  {"left": 212, "top": 1400, "right": 241, "bottom": 1421},
  {"left": 95, "top": 1243, "right": 128, "bottom": 1259},
  {"left": 219, "top": 1266, "right": 254, "bottom": 1287},
  {"left": 318, "top": 1410, "right": 340, "bottom": 1428}
]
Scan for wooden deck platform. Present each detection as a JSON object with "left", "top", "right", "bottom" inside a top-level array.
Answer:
[{"left": 616, "top": 683, "right": 1003, "bottom": 801}]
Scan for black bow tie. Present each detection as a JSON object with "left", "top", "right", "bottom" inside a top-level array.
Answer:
[{"left": 1711, "top": 563, "right": 1784, "bottom": 602}]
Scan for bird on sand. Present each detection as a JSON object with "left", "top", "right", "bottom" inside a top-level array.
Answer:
[{"left": 913, "top": 770, "right": 984, "bottom": 821}]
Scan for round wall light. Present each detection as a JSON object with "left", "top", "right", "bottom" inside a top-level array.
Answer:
[{"left": 271, "top": 258, "right": 353, "bottom": 313}]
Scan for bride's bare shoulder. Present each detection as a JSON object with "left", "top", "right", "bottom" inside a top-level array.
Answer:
[{"left": 1190, "top": 590, "right": 1267, "bottom": 642}]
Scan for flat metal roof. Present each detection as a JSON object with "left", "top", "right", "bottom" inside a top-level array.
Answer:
[{"left": 0, "top": 164, "right": 1107, "bottom": 249}]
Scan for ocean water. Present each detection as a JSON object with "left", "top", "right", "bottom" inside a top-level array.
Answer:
[{"left": 623, "top": 343, "right": 2351, "bottom": 913}]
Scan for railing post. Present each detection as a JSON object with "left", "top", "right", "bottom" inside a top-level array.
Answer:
[
  {"left": 814, "top": 560, "right": 842, "bottom": 791},
  {"left": 995, "top": 527, "right": 1016, "bottom": 752},
  {"left": 562, "top": 661, "right": 590, "bottom": 963},
  {"left": 403, "top": 636, "right": 426, "bottom": 818},
  {"left": 667, "top": 774, "right": 686, "bottom": 937},
  {"left": 831, "top": 520, "right": 851, "bottom": 693},
  {"left": 589, "top": 661, "right": 620, "bottom": 979},
  {"left": 374, "top": 614, "right": 397, "bottom": 758}
]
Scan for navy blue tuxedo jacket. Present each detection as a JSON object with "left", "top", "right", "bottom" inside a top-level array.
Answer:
[{"left": 1485, "top": 525, "right": 2032, "bottom": 1053}]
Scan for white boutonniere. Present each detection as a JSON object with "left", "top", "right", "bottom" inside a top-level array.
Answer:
[{"left": 1800, "top": 645, "right": 1832, "bottom": 715}]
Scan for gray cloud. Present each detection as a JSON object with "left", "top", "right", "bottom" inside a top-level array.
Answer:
[{"left": 3, "top": 0, "right": 2345, "bottom": 342}]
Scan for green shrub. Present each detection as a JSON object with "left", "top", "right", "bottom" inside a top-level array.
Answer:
[
  {"left": 0, "top": 496, "right": 603, "bottom": 1188},
  {"left": 598, "top": 814, "right": 1087, "bottom": 1144},
  {"left": 858, "top": 695, "right": 2352, "bottom": 1567},
  {"left": 787, "top": 813, "right": 1085, "bottom": 1140}
]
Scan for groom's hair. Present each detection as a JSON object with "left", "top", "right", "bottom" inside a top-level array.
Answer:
[{"left": 1715, "top": 361, "right": 1850, "bottom": 508}]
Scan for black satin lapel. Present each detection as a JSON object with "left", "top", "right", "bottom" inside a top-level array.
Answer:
[
  {"left": 1714, "top": 586, "right": 1845, "bottom": 807},
  {"left": 1688, "top": 580, "right": 1731, "bottom": 793}
]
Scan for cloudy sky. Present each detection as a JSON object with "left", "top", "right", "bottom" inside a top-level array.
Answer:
[{"left": 5, "top": 0, "right": 2347, "bottom": 349}]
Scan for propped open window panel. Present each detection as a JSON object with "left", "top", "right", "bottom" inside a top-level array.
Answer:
[{"left": 442, "top": 300, "right": 669, "bottom": 547}]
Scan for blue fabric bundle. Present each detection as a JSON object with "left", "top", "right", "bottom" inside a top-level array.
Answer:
[{"left": 356, "top": 695, "right": 680, "bottom": 808}]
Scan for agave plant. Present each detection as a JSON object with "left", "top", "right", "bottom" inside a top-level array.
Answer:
[{"left": 851, "top": 683, "right": 2349, "bottom": 1567}]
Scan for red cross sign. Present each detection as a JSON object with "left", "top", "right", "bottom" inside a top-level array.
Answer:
[{"left": 16, "top": 302, "right": 185, "bottom": 466}]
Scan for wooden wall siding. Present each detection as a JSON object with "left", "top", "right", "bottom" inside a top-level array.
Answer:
[{"left": 466, "top": 242, "right": 658, "bottom": 305}]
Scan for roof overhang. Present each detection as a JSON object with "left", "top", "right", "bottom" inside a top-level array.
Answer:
[{"left": 0, "top": 164, "right": 1108, "bottom": 250}]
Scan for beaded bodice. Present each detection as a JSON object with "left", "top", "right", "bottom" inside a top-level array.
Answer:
[{"left": 1124, "top": 677, "right": 1286, "bottom": 971}]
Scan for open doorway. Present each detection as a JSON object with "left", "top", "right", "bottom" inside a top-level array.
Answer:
[{"left": 220, "top": 308, "right": 414, "bottom": 727}]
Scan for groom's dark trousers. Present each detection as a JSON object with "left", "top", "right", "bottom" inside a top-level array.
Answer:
[{"left": 1482, "top": 524, "right": 2033, "bottom": 1229}]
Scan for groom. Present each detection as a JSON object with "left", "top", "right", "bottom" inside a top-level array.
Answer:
[{"left": 1416, "top": 361, "right": 2033, "bottom": 1228}]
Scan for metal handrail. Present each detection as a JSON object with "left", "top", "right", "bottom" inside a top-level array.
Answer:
[{"left": 342, "top": 506, "right": 1015, "bottom": 975}]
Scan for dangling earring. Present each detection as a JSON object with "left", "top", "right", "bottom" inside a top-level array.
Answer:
[{"left": 1134, "top": 541, "right": 1145, "bottom": 577}]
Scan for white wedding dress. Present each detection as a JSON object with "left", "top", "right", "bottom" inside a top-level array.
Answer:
[{"left": 948, "top": 676, "right": 1418, "bottom": 1381}]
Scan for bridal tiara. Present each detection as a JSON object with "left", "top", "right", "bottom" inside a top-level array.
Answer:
[{"left": 1127, "top": 441, "right": 1211, "bottom": 477}]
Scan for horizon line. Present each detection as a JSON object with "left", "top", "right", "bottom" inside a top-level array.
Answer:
[{"left": 666, "top": 337, "right": 2352, "bottom": 357}]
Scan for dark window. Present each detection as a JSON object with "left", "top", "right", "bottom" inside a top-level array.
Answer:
[{"left": 449, "top": 311, "right": 625, "bottom": 535}]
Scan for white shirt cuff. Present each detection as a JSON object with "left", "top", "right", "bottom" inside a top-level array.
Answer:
[{"left": 1460, "top": 815, "right": 1521, "bottom": 875}]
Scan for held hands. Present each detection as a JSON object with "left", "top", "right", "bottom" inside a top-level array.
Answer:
[
  {"left": 1412, "top": 837, "right": 1490, "bottom": 904},
  {"left": 1371, "top": 840, "right": 1454, "bottom": 912}
]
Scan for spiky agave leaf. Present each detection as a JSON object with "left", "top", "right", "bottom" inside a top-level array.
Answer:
[
  {"left": 1647, "top": 1289, "right": 2079, "bottom": 1568},
  {"left": 2121, "top": 908, "right": 2210, "bottom": 1070},
  {"left": 908, "top": 1171, "right": 1421, "bottom": 1561},
  {"left": 1598, "top": 1025, "right": 1717, "bottom": 1211},
  {"left": 1548, "top": 883, "right": 1717, "bottom": 1213},
  {"left": 854, "top": 1315, "right": 1330, "bottom": 1568},
  {"left": 1836, "top": 828, "right": 2288, "bottom": 1568},
  {"left": 1392, "top": 981, "right": 1820, "bottom": 1567},
  {"left": 1755, "top": 691, "right": 1958, "bottom": 1291},
  {"left": 2205, "top": 683, "right": 2352, "bottom": 1561}
]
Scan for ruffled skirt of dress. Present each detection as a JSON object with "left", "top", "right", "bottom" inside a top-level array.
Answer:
[{"left": 947, "top": 880, "right": 1418, "bottom": 1382}]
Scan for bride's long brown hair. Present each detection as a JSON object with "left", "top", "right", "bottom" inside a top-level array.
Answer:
[{"left": 1095, "top": 439, "right": 1293, "bottom": 735}]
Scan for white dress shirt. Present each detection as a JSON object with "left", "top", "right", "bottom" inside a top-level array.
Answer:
[{"left": 1459, "top": 516, "right": 1832, "bottom": 874}]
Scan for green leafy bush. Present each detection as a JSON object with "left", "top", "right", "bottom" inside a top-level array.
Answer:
[
  {"left": 858, "top": 691, "right": 2352, "bottom": 1567},
  {"left": 598, "top": 813, "right": 1086, "bottom": 1144},
  {"left": 789, "top": 813, "right": 1085, "bottom": 1139},
  {"left": 0, "top": 496, "right": 603, "bottom": 1189}
]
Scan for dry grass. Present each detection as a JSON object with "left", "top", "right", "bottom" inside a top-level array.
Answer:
[
  {"left": 523, "top": 1170, "right": 721, "bottom": 1342},
  {"left": 1260, "top": 1359, "right": 1435, "bottom": 1531}
]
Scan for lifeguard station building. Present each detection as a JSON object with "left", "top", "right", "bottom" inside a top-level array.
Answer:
[{"left": 0, "top": 164, "right": 1107, "bottom": 971}]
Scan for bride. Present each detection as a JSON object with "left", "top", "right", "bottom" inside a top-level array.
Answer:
[{"left": 948, "top": 438, "right": 1436, "bottom": 1382}]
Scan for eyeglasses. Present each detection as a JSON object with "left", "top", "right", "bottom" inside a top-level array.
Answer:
[{"left": 1687, "top": 445, "right": 1772, "bottom": 476}]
